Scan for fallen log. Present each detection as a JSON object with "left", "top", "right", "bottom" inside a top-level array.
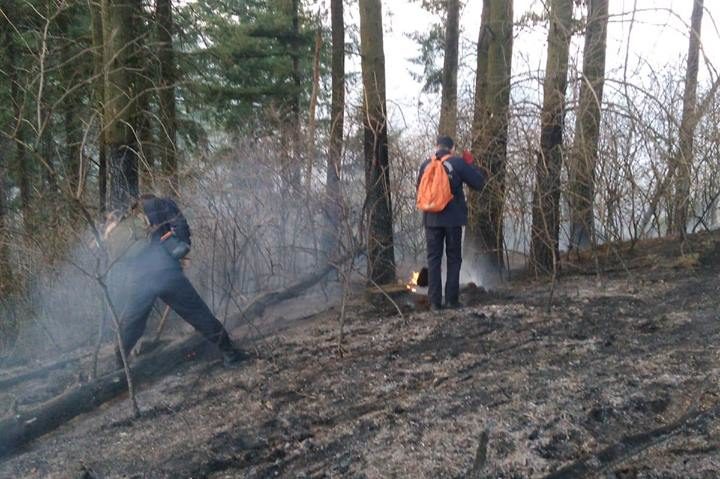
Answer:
[
  {"left": 0, "top": 260, "right": 344, "bottom": 460},
  {"left": 234, "top": 260, "right": 340, "bottom": 321},
  {"left": 0, "top": 336, "right": 206, "bottom": 460},
  {"left": 0, "top": 355, "right": 86, "bottom": 391}
]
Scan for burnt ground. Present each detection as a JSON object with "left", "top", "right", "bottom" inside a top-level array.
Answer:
[{"left": 1, "top": 233, "right": 720, "bottom": 478}]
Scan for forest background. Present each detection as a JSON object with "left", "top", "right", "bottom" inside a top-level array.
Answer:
[{"left": 1, "top": 0, "right": 719, "bottom": 360}]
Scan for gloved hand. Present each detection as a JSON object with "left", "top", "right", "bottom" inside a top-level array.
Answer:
[
  {"left": 462, "top": 149, "right": 474, "bottom": 165},
  {"left": 168, "top": 238, "right": 191, "bottom": 259},
  {"left": 161, "top": 231, "right": 191, "bottom": 259}
]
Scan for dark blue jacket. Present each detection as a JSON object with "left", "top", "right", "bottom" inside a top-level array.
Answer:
[
  {"left": 417, "top": 149, "right": 485, "bottom": 227},
  {"left": 141, "top": 197, "right": 192, "bottom": 246}
]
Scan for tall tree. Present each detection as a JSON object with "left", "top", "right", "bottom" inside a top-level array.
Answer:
[
  {"left": 322, "top": 0, "right": 345, "bottom": 261},
  {"left": 568, "top": 0, "right": 609, "bottom": 251},
  {"left": 305, "top": 26, "right": 322, "bottom": 187},
  {"left": 5, "top": 8, "right": 32, "bottom": 222},
  {"left": 0, "top": 144, "right": 11, "bottom": 297},
  {"left": 438, "top": 0, "right": 460, "bottom": 138},
  {"left": 90, "top": 0, "right": 107, "bottom": 211},
  {"left": 290, "top": 0, "right": 302, "bottom": 183},
  {"left": 277, "top": 0, "right": 303, "bottom": 189},
  {"left": 58, "top": 6, "right": 85, "bottom": 197},
  {"left": 129, "top": 0, "right": 152, "bottom": 189},
  {"left": 0, "top": 17, "right": 15, "bottom": 323},
  {"left": 530, "top": 0, "right": 573, "bottom": 274},
  {"left": 174, "top": 0, "right": 316, "bottom": 136},
  {"left": 0, "top": 142, "right": 14, "bottom": 349},
  {"left": 156, "top": 0, "right": 178, "bottom": 194},
  {"left": 466, "top": 0, "right": 514, "bottom": 280},
  {"left": 673, "top": 0, "right": 704, "bottom": 237},
  {"left": 102, "top": 0, "right": 140, "bottom": 208},
  {"left": 359, "top": 0, "right": 396, "bottom": 284}
]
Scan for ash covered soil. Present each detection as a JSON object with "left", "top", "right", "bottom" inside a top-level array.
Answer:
[{"left": 1, "top": 235, "right": 720, "bottom": 478}]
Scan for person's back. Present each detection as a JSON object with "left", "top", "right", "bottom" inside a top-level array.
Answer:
[
  {"left": 124, "top": 195, "right": 192, "bottom": 273},
  {"left": 417, "top": 136, "right": 485, "bottom": 310},
  {"left": 417, "top": 153, "right": 484, "bottom": 228},
  {"left": 141, "top": 195, "right": 191, "bottom": 246},
  {"left": 104, "top": 196, "right": 188, "bottom": 271},
  {"left": 103, "top": 207, "right": 152, "bottom": 267}
]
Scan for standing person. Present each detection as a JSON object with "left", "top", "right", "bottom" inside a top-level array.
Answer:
[
  {"left": 417, "top": 136, "right": 485, "bottom": 310},
  {"left": 104, "top": 194, "right": 248, "bottom": 368}
]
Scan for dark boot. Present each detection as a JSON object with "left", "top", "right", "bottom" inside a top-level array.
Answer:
[
  {"left": 217, "top": 332, "right": 250, "bottom": 368},
  {"left": 222, "top": 348, "right": 251, "bottom": 368},
  {"left": 445, "top": 300, "right": 464, "bottom": 310}
]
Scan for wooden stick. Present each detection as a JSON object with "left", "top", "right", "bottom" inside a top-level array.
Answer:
[{"left": 152, "top": 304, "right": 172, "bottom": 343}]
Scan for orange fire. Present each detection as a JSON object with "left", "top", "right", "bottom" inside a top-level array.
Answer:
[{"left": 406, "top": 271, "right": 420, "bottom": 292}]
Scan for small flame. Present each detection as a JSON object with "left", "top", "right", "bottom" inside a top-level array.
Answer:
[{"left": 406, "top": 271, "right": 420, "bottom": 292}]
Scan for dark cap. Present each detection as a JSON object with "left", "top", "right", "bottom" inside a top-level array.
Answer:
[{"left": 436, "top": 135, "right": 454, "bottom": 150}]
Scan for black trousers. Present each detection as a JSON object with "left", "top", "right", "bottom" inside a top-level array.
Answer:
[
  {"left": 425, "top": 226, "right": 463, "bottom": 307},
  {"left": 109, "top": 248, "right": 233, "bottom": 356}
]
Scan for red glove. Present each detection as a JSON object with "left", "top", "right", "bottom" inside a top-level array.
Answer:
[{"left": 462, "top": 149, "right": 474, "bottom": 165}]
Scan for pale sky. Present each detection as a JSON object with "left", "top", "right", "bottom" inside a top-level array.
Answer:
[{"left": 346, "top": 0, "right": 720, "bottom": 131}]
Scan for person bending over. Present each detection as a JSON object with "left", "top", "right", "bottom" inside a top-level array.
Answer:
[{"left": 104, "top": 194, "right": 248, "bottom": 368}]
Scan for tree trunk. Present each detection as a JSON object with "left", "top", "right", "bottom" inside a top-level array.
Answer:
[
  {"left": 638, "top": 69, "right": 720, "bottom": 237},
  {"left": 0, "top": 35, "right": 8, "bottom": 278},
  {"left": 129, "top": 0, "right": 152, "bottom": 191},
  {"left": 290, "top": 0, "right": 301, "bottom": 186},
  {"left": 135, "top": 86, "right": 152, "bottom": 191},
  {"left": 90, "top": 0, "right": 107, "bottom": 212},
  {"left": 568, "top": 0, "right": 608, "bottom": 251},
  {"left": 305, "top": 27, "right": 322, "bottom": 188},
  {"left": 322, "top": 0, "right": 345, "bottom": 262},
  {"left": 59, "top": 13, "right": 83, "bottom": 198},
  {"left": 41, "top": 104, "right": 58, "bottom": 198},
  {"left": 63, "top": 100, "right": 82, "bottom": 197},
  {"left": 359, "top": 0, "right": 396, "bottom": 285},
  {"left": 466, "top": 0, "right": 514, "bottom": 282},
  {"left": 0, "top": 143, "right": 11, "bottom": 297},
  {"left": 102, "top": 0, "right": 140, "bottom": 209},
  {"left": 438, "top": 0, "right": 460, "bottom": 138},
  {"left": 530, "top": 0, "right": 573, "bottom": 274},
  {"left": 15, "top": 125, "right": 30, "bottom": 223},
  {"left": 673, "top": 0, "right": 704, "bottom": 237},
  {"left": 276, "top": 0, "right": 302, "bottom": 190},
  {"left": 156, "top": 0, "right": 178, "bottom": 195},
  {"left": 7, "top": 23, "right": 32, "bottom": 224}
]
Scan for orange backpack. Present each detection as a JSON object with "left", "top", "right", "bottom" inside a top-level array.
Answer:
[{"left": 416, "top": 154, "right": 454, "bottom": 213}]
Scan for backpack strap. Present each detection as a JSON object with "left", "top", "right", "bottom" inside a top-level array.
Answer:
[
  {"left": 431, "top": 154, "right": 454, "bottom": 175},
  {"left": 440, "top": 154, "right": 453, "bottom": 174}
]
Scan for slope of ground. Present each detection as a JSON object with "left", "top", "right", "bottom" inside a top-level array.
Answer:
[{"left": 1, "top": 235, "right": 719, "bottom": 478}]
